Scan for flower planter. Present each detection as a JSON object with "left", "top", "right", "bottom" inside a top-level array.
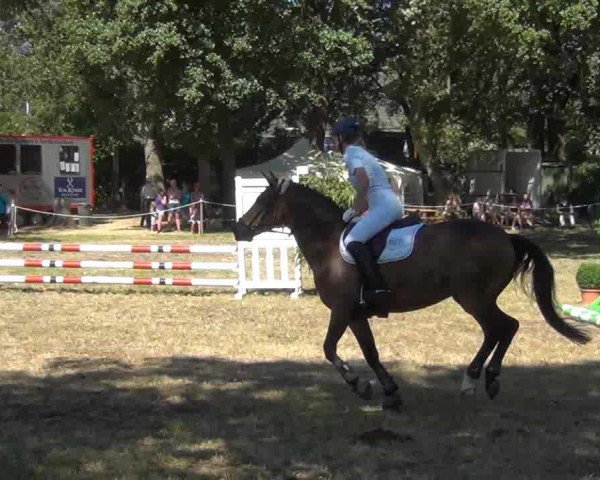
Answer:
[{"left": 581, "top": 288, "right": 600, "bottom": 306}]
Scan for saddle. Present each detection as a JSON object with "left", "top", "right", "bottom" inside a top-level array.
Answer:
[{"left": 340, "top": 214, "right": 424, "bottom": 263}]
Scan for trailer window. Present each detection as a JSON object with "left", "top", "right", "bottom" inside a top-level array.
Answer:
[
  {"left": 20, "top": 145, "right": 42, "bottom": 174},
  {"left": 0, "top": 144, "right": 17, "bottom": 174},
  {"left": 59, "top": 145, "right": 80, "bottom": 174}
]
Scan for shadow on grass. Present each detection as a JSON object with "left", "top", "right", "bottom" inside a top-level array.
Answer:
[
  {"left": 522, "top": 225, "right": 599, "bottom": 259},
  {"left": 1, "top": 356, "right": 600, "bottom": 478}
]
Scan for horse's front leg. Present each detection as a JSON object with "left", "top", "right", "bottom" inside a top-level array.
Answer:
[
  {"left": 323, "top": 307, "right": 372, "bottom": 400},
  {"left": 349, "top": 313, "right": 402, "bottom": 411}
]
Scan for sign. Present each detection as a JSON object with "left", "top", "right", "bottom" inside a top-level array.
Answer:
[{"left": 54, "top": 176, "right": 86, "bottom": 198}]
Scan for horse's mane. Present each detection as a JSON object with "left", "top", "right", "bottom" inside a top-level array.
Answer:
[{"left": 288, "top": 182, "right": 344, "bottom": 223}]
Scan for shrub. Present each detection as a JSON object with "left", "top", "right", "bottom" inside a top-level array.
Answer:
[{"left": 576, "top": 262, "right": 600, "bottom": 289}]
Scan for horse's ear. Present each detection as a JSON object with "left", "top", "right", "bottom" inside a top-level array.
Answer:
[
  {"left": 268, "top": 171, "right": 279, "bottom": 184},
  {"left": 261, "top": 171, "right": 276, "bottom": 187}
]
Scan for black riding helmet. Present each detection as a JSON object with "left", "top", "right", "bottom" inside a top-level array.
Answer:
[
  {"left": 330, "top": 116, "right": 361, "bottom": 136},
  {"left": 330, "top": 117, "right": 362, "bottom": 153}
]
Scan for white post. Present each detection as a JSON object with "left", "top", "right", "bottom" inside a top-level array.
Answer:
[
  {"left": 235, "top": 243, "right": 246, "bottom": 300},
  {"left": 291, "top": 247, "right": 302, "bottom": 299},
  {"left": 8, "top": 200, "right": 16, "bottom": 237}
]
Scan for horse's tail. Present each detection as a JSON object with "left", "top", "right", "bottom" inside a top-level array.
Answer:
[{"left": 511, "top": 234, "right": 590, "bottom": 345}]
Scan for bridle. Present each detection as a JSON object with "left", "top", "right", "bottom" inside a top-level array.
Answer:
[{"left": 240, "top": 178, "right": 293, "bottom": 236}]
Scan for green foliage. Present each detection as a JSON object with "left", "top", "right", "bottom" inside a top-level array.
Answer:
[
  {"left": 576, "top": 262, "right": 600, "bottom": 289},
  {"left": 572, "top": 157, "right": 600, "bottom": 202},
  {"left": 299, "top": 151, "right": 355, "bottom": 208}
]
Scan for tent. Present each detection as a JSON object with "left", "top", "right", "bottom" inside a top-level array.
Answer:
[{"left": 235, "top": 138, "right": 424, "bottom": 206}]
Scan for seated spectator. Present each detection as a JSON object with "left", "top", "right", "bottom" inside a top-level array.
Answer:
[
  {"left": 472, "top": 197, "right": 486, "bottom": 222},
  {"left": 557, "top": 198, "right": 576, "bottom": 228},
  {"left": 502, "top": 196, "right": 518, "bottom": 229},
  {"left": 512, "top": 193, "right": 534, "bottom": 230},
  {"left": 443, "top": 194, "right": 457, "bottom": 220},
  {"left": 486, "top": 194, "right": 504, "bottom": 225}
]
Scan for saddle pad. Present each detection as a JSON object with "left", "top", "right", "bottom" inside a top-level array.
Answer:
[{"left": 340, "top": 222, "right": 424, "bottom": 264}]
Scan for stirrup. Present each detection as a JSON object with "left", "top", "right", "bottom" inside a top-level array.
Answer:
[{"left": 359, "top": 286, "right": 391, "bottom": 318}]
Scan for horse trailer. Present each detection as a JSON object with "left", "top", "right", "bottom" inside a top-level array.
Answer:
[{"left": 0, "top": 135, "right": 95, "bottom": 225}]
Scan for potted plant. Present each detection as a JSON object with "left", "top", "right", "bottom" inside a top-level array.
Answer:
[{"left": 576, "top": 262, "right": 600, "bottom": 304}]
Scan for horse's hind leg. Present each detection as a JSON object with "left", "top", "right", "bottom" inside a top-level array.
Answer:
[
  {"left": 349, "top": 313, "right": 402, "bottom": 410},
  {"left": 483, "top": 306, "right": 519, "bottom": 399},
  {"left": 323, "top": 307, "right": 372, "bottom": 401},
  {"left": 455, "top": 296, "right": 519, "bottom": 399},
  {"left": 453, "top": 296, "right": 499, "bottom": 396},
  {"left": 462, "top": 329, "right": 498, "bottom": 396}
]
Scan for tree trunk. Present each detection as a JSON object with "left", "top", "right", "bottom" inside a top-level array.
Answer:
[
  {"left": 143, "top": 137, "right": 164, "bottom": 191},
  {"left": 306, "top": 103, "right": 328, "bottom": 151},
  {"left": 196, "top": 152, "right": 211, "bottom": 197},
  {"left": 217, "top": 109, "right": 236, "bottom": 205},
  {"left": 111, "top": 147, "right": 120, "bottom": 207},
  {"left": 548, "top": 113, "right": 567, "bottom": 164}
]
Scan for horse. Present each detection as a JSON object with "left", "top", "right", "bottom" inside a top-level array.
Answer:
[{"left": 232, "top": 173, "right": 590, "bottom": 410}]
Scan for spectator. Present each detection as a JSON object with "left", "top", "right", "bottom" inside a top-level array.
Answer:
[
  {"left": 139, "top": 177, "right": 158, "bottom": 228},
  {"left": 489, "top": 194, "right": 504, "bottom": 225},
  {"left": 512, "top": 193, "right": 534, "bottom": 230},
  {"left": 189, "top": 181, "right": 203, "bottom": 233},
  {"left": 0, "top": 184, "right": 10, "bottom": 227},
  {"left": 442, "top": 193, "right": 462, "bottom": 220},
  {"left": 503, "top": 196, "right": 518, "bottom": 229},
  {"left": 149, "top": 200, "right": 158, "bottom": 231},
  {"left": 557, "top": 198, "right": 576, "bottom": 228},
  {"left": 155, "top": 190, "right": 167, "bottom": 233},
  {"left": 472, "top": 196, "right": 486, "bottom": 222},
  {"left": 166, "top": 179, "right": 182, "bottom": 232},
  {"left": 180, "top": 182, "right": 191, "bottom": 224}
]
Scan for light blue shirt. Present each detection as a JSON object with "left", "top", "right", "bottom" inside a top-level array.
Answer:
[{"left": 344, "top": 145, "right": 392, "bottom": 194}]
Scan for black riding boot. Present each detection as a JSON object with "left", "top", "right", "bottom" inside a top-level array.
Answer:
[{"left": 346, "top": 241, "right": 392, "bottom": 318}]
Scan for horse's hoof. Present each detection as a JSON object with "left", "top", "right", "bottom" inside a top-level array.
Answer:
[
  {"left": 461, "top": 387, "right": 476, "bottom": 397},
  {"left": 354, "top": 379, "right": 372, "bottom": 400},
  {"left": 382, "top": 393, "right": 402, "bottom": 411},
  {"left": 486, "top": 380, "right": 500, "bottom": 399},
  {"left": 345, "top": 372, "right": 359, "bottom": 385}
]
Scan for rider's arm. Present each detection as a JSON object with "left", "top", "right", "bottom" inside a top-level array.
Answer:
[{"left": 352, "top": 167, "right": 369, "bottom": 214}]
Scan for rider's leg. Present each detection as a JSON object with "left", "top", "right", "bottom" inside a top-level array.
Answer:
[{"left": 344, "top": 204, "right": 400, "bottom": 315}]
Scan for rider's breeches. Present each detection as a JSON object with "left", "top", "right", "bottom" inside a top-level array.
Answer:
[{"left": 343, "top": 189, "right": 404, "bottom": 245}]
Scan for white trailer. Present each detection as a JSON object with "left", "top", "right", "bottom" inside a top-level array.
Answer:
[{"left": 0, "top": 134, "right": 95, "bottom": 224}]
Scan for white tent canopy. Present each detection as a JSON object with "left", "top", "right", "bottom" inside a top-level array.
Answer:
[{"left": 235, "top": 138, "right": 424, "bottom": 206}]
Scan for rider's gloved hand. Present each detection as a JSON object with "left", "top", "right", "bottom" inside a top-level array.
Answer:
[{"left": 342, "top": 208, "right": 357, "bottom": 223}]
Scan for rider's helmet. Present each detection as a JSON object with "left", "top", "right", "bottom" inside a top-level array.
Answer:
[
  {"left": 330, "top": 116, "right": 361, "bottom": 137},
  {"left": 330, "top": 117, "right": 362, "bottom": 153}
]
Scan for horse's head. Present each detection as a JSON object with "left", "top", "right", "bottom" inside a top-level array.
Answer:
[{"left": 232, "top": 172, "right": 292, "bottom": 242}]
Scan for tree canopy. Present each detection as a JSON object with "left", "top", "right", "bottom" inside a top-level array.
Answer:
[{"left": 1, "top": 0, "right": 599, "bottom": 202}]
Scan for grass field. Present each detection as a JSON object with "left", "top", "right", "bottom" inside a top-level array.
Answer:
[{"left": 0, "top": 219, "right": 599, "bottom": 479}]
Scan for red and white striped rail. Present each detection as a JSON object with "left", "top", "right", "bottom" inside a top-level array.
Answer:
[
  {"left": 0, "top": 259, "right": 237, "bottom": 271},
  {"left": 0, "top": 243, "right": 237, "bottom": 254},
  {"left": 0, "top": 242, "right": 239, "bottom": 291},
  {"left": 0, "top": 275, "right": 237, "bottom": 287}
]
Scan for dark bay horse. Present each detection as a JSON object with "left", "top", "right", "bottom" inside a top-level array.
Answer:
[{"left": 232, "top": 174, "right": 590, "bottom": 409}]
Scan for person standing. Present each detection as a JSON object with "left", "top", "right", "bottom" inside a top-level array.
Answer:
[
  {"left": 154, "top": 190, "right": 167, "bottom": 234},
  {"left": 140, "top": 177, "right": 158, "bottom": 228},
  {"left": 166, "top": 179, "right": 182, "bottom": 232}
]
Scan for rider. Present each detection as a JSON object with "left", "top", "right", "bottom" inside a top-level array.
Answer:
[{"left": 330, "top": 116, "right": 404, "bottom": 315}]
